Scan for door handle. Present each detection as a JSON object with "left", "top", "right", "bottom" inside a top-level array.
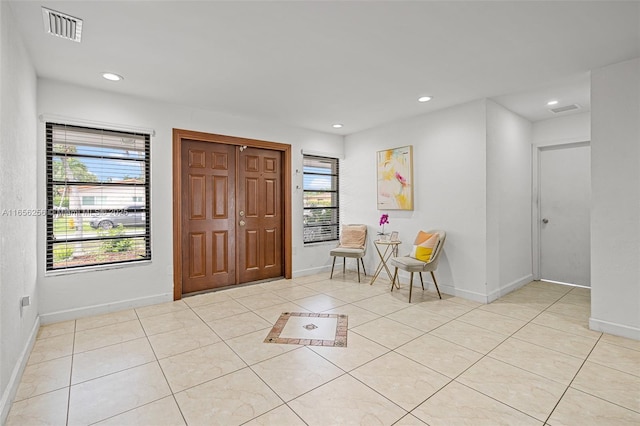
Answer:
[
  {"left": 239, "top": 211, "right": 245, "bottom": 217},
  {"left": 542, "top": 218, "right": 549, "bottom": 224},
  {"left": 239, "top": 220, "right": 246, "bottom": 226}
]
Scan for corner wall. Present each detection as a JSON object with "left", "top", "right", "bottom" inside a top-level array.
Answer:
[
  {"left": 0, "top": 2, "right": 39, "bottom": 422},
  {"left": 344, "top": 100, "right": 489, "bottom": 302},
  {"left": 486, "top": 100, "right": 533, "bottom": 300},
  {"left": 343, "top": 99, "right": 534, "bottom": 303},
  {"left": 590, "top": 58, "right": 640, "bottom": 339}
]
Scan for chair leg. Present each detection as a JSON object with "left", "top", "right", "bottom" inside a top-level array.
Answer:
[
  {"left": 431, "top": 271, "right": 442, "bottom": 299},
  {"left": 391, "top": 267, "right": 398, "bottom": 292},
  {"left": 409, "top": 272, "right": 414, "bottom": 303},
  {"left": 360, "top": 258, "right": 367, "bottom": 276},
  {"left": 357, "top": 259, "right": 361, "bottom": 283},
  {"left": 419, "top": 272, "right": 425, "bottom": 290},
  {"left": 343, "top": 258, "right": 346, "bottom": 274},
  {"left": 330, "top": 256, "right": 336, "bottom": 279}
]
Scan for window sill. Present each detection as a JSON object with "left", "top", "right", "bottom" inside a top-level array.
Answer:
[
  {"left": 303, "top": 241, "right": 338, "bottom": 248},
  {"left": 44, "top": 259, "right": 152, "bottom": 277}
]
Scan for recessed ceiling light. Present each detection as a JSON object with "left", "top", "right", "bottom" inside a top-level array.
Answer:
[
  {"left": 102, "top": 72, "right": 123, "bottom": 82},
  {"left": 546, "top": 100, "right": 559, "bottom": 106},
  {"left": 418, "top": 96, "right": 432, "bottom": 102},
  {"left": 332, "top": 124, "right": 343, "bottom": 129}
]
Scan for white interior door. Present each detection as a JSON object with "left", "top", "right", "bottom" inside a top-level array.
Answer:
[{"left": 539, "top": 143, "right": 591, "bottom": 286}]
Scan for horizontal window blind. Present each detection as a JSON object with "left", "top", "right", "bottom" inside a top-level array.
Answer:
[
  {"left": 46, "top": 122, "right": 151, "bottom": 271},
  {"left": 303, "top": 155, "right": 339, "bottom": 244}
]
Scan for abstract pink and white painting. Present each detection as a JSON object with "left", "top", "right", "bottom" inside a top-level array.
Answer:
[{"left": 376, "top": 145, "right": 413, "bottom": 210}]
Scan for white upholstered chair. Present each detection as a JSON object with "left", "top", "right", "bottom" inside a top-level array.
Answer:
[
  {"left": 329, "top": 224, "right": 368, "bottom": 282},
  {"left": 390, "top": 230, "right": 446, "bottom": 302}
]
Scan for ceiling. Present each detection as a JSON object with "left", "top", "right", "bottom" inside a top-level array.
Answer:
[{"left": 7, "top": 1, "right": 640, "bottom": 135}]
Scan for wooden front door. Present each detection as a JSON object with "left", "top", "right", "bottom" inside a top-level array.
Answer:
[
  {"left": 237, "top": 147, "right": 283, "bottom": 283},
  {"left": 179, "top": 137, "right": 286, "bottom": 295},
  {"left": 181, "top": 140, "right": 236, "bottom": 293}
]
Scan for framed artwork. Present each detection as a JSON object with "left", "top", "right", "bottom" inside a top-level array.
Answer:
[
  {"left": 390, "top": 231, "right": 399, "bottom": 241},
  {"left": 376, "top": 145, "right": 413, "bottom": 210}
]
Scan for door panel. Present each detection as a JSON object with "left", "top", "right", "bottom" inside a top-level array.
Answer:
[
  {"left": 189, "top": 150, "right": 205, "bottom": 168},
  {"left": 245, "top": 230, "right": 259, "bottom": 269},
  {"left": 212, "top": 230, "right": 229, "bottom": 273},
  {"left": 264, "top": 228, "right": 277, "bottom": 266},
  {"left": 212, "top": 175, "right": 228, "bottom": 217},
  {"left": 212, "top": 151, "right": 228, "bottom": 169},
  {"left": 265, "top": 179, "right": 276, "bottom": 216},
  {"left": 245, "top": 177, "right": 259, "bottom": 216},
  {"left": 182, "top": 140, "right": 236, "bottom": 293},
  {"left": 539, "top": 144, "right": 591, "bottom": 286},
  {"left": 189, "top": 232, "right": 206, "bottom": 278},
  {"left": 189, "top": 175, "right": 206, "bottom": 219}
]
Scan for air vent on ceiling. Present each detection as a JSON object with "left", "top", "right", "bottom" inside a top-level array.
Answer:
[
  {"left": 42, "top": 7, "right": 83, "bottom": 42},
  {"left": 549, "top": 104, "right": 581, "bottom": 114}
]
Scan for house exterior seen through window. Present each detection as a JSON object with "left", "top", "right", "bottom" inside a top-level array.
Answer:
[
  {"left": 303, "top": 155, "right": 339, "bottom": 244},
  {"left": 46, "top": 123, "right": 151, "bottom": 271}
]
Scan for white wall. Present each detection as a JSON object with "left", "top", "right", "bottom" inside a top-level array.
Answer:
[
  {"left": 532, "top": 111, "right": 590, "bottom": 147},
  {"left": 590, "top": 58, "right": 640, "bottom": 339},
  {"left": 486, "top": 100, "right": 533, "bottom": 300},
  {"left": 344, "top": 100, "right": 489, "bottom": 302},
  {"left": 0, "top": 2, "right": 39, "bottom": 422},
  {"left": 37, "top": 79, "right": 343, "bottom": 322}
]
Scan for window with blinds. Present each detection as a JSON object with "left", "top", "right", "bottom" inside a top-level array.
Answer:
[
  {"left": 46, "top": 123, "right": 151, "bottom": 271},
  {"left": 303, "top": 155, "right": 339, "bottom": 244}
]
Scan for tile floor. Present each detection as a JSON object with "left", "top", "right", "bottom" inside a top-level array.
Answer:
[{"left": 6, "top": 273, "right": 640, "bottom": 425}]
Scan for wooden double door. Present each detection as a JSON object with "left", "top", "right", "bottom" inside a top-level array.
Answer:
[{"left": 174, "top": 130, "right": 290, "bottom": 296}]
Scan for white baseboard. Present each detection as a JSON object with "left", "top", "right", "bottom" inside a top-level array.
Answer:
[
  {"left": 0, "top": 316, "right": 40, "bottom": 425},
  {"left": 395, "top": 272, "right": 487, "bottom": 304},
  {"left": 486, "top": 274, "right": 534, "bottom": 303},
  {"left": 401, "top": 281, "right": 488, "bottom": 304},
  {"left": 396, "top": 273, "right": 534, "bottom": 305},
  {"left": 589, "top": 318, "right": 640, "bottom": 341},
  {"left": 293, "top": 264, "right": 333, "bottom": 277},
  {"left": 294, "top": 262, "right": 369, "bottom": 278},
  {"left": 395, "top": 271, "right": 449, "bottom": 296},
  {"left": 39, "top": 293, "right": 172, "bottom": 324},
  {"left": 449, "top": 286, "right": 490, "bottom": 304}
]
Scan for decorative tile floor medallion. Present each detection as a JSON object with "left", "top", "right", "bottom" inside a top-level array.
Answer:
[{"left": 264, "top": 312, "right": 348, "bottom": 347}]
